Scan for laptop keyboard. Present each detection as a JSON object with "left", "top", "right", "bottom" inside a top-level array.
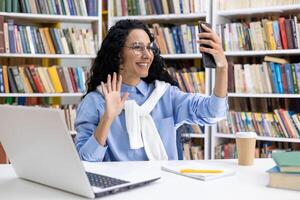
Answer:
[{"left": 86, "top": 172, "right": 129, "bottom": 189}]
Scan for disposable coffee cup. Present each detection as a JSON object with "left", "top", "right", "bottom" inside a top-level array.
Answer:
[{"left": 236, "top": 132, "right": 257, "bottom": 166}]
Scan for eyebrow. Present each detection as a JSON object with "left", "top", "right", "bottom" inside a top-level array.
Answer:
[{"left": 131, "top": 41, "right": 152, "bottom": 45}]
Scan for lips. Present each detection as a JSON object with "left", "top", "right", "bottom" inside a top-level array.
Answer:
[{"left": 136, "top": 62, "right": 149, "bottom": 68}]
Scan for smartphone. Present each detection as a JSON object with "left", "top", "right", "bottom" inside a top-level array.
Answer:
[{"left": 198, "top": 21, "right": 216, "bottom": 68}]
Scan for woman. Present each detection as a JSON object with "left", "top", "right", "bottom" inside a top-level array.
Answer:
[{"left": 75, "top": 19, "right": 228, "bottom": 161}]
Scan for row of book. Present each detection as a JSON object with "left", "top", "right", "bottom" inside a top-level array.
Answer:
[
  {"left": 229, "top": 61, "right": 300, "bottom": 94},
  {"left": 183, "top": 143, "right": 204, "bottom": 160},
  {"left": 168, "top": 67, "right": 205, "bottom": 93},
  {"left": 0, "top": 0, "right": 98, "bottom": 16},
  {"left": 0, "top": 17, "right": 97, "bottom": 54},
  {"left": 111, "top": 0, "right": 207, "bottom": 16},
  {"left": 0, "top": 65, "right": 88, "bottom": 94},
  {"left": 150, "top": 23, "right": 200, "bottom": 54},
  {"left": 215, "top": 141, "right": 299, "bottom": 159},
  {"left": 228, "top": 97, "right": 300, "bottom": 115},
  {"left": 216, "top": 16, "right": 300, "bottom": 51},
  {"left": 217, "top": 109, "right": 300, "bottom": 139},
  {"left": 219, "top": 0, "right": 300, "bottom": 10}
]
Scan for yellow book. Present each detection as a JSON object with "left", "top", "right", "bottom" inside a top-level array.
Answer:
[
  {"left": 196, "top": 71, "right": 205, "bottom": 94},
  {"left": 48, "top": 66, "right": 63, "bottom": 93},
  {"left": 265, "top": 21, "right": 276, "bottom": 50},
  {"left": 43, "top": 28, "right": 56, "bottom": 54}
]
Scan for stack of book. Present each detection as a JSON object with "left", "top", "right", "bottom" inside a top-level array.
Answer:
[{"left": 267, "top": 151, "right": 300, "bottom": 191}]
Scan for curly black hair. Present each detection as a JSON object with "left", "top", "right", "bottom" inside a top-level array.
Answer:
[{"left": 84, "top": 19, "right": 178, "bottom": 97}]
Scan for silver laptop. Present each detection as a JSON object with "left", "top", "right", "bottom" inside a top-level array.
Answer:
[{"left": 0, "top": 105, "right": 160, "bottom": 198}]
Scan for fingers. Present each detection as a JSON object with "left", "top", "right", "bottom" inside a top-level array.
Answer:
[
  {"left": 197, "top": 31, "right": 221, "bottom": 45},
  {"left": 200, "top": 23, "right": 212, "bottom": 32},
  {"left": 197, "top": 39, "right": 220, "bottom": 50},
  {"left": 112, "top": 72, "right": 117, "bottom": 91},
  {"left": 107, "top": 74, "right": 112, "bottom": 92},
  {"left": 199, "top": 46, "right": 217, "bottom": 55},
  {"left": 117, "top": 74, "right": 122, "bottom": 91}
]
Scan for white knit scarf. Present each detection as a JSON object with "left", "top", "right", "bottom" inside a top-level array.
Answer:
[{"left": 124, "top": 80, "right": 170, "bottom": 160}]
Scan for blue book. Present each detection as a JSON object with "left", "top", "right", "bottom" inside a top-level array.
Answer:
[
  {"left": 18, "top": 26, "right": 27, "bottom": 54},
  {"left": 284, "top": 63, "right": 294, "bottom": 94},
  {"left": 76, "top": 67, "right": 84, "bottom": 93},
  {"left": 272, "top": 21, "right": 283, "bottom": 49},
  {"left": 190, "top": 25, "right": 196, "bottom": 53},
  {"left": 269, "top": 62, "right": 279, "bottom": 93},
  {"left": 171, "top": 27, "right": 180, "bottom": 54},
  {"left": 179, "top": 0, "right": 183, "bottom": 14},
  {"left": 7, "top": 19, "right": 15, "bottom": 53},
  {"left": 53, "top": 29, "right": 64, "bottom": 54},
  {"left": 67, "top": 0, "right": 75, "bottom": 15},
  {"left": 17, "top": 97, "right": 26, "bottom": 105},
  {"left": 85, "top": 0, "right": 96, "bottom": 16},
  {"left": 177, "top": 27, "right": 185, "bottom": 53},
  {"left": 49, "top": 28, "right": 62, "bottom": 54},
  {"left": 19, "top": 26, "right": 31, "bottom": 53},
  {"left": 275, "top": 63, "right": 284, "bottom": 94}
]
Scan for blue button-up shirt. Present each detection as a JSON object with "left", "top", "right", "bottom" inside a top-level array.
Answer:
[{"left": 75, "top": 80, "right": 227, "bottom": 162}]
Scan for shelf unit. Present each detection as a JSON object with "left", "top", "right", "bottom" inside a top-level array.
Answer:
[
  {"left": 0, "top": 1, "right": 102, "bottom": 100},
  {"left": 210, "top": 1, "right": 300, "bottom": 159},
  {"left": 108, "top": 0, "right": 212, "bottom": 160},
  {"left": 0, "top": 2, "right": 105, "bottom": 148}
]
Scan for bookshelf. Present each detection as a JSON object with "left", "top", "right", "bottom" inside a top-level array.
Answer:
[
  {"left": 0, "top": 0, "right": 102, "bottom": 99},
  {"left": 211, "top": 0, "right": 300, "bottom": 159},
  {"left": 108, "top": 0, "right": 212, "bottom": 160},
  {"left": 0, "top": 1, "right": 105, "bottom": 163}
]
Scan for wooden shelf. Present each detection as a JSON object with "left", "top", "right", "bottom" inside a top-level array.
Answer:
[
  {"left": 0, "top": 53, "right": 96, "bottom": 59},
  {"left": 217, "top": 4, "right": 300, "bottom": 17},
  {"left": 0, "top": 12, "right": 99, "bottom": 23},
  {"left": 228, "top": 93, "right": 300, "bottom": 98},
  {"left": 215, "top": 133, "right": 300, "bottom": 143},
  {"left": 0, "top": 93, "right": 84, "bottom": 97}
]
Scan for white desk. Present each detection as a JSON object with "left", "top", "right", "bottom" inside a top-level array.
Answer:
[{"left": 0, "top": 159, "right": 299, "bottom": 200}]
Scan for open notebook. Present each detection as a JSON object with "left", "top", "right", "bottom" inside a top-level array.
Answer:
[{"left": 161, "top": 162, "right": 236, "bottom": 181}]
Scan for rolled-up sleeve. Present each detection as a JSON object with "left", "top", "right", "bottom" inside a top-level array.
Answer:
[
  {"left": 171, "top": 86, "right": 228, "bottom": 126},
  {"left": 75, "top": 92, "right": 108, "bottom": 161}
]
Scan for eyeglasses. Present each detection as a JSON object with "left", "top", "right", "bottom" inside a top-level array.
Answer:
[{"left": 124, "top": 42, "right": 159, "bottom": 56}]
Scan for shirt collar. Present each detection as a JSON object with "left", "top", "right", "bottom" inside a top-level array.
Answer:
[{"left": 121, "top": 80, "right": 148, "bottom": 96}]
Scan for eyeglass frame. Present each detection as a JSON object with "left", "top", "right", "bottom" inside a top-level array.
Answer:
[{"left": 123, "top": 41, "right": 159, "bottom": 56}]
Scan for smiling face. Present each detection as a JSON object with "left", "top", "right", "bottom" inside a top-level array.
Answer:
[{"left": 119, "top": 29, "right": 154, "bottom": 86}]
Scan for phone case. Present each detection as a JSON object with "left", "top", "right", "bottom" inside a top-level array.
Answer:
[{"left": 198, "top": 22, "right": 216, "bottom": 68}]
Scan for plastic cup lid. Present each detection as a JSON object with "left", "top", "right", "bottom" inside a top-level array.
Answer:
[{"left": 236, "top": 132, "right": 257, "bottom": 138}]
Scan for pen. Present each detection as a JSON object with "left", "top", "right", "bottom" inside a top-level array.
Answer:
[{"left": 180, "top": 169, "right": 224, "bottom": 174}]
